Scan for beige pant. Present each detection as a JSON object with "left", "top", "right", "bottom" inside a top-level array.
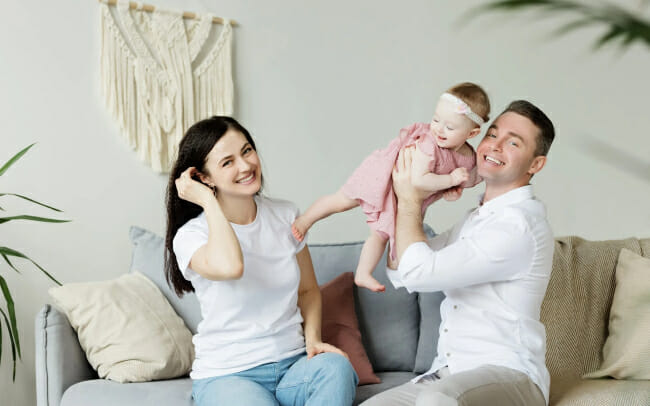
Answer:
[{"left": 360, "top": 365, "right": 545, "bottom": 406}]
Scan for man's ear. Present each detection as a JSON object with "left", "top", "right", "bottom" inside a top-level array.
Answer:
[
  {"left": 527, "top": 155, "right": 547, "bottom": 176},
  {"left": 467, "top": 127, "right": 481, "bottom": 139}
]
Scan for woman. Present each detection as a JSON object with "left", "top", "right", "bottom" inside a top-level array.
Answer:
[{"left": 164, "top": 116, "right": 358, "bottom": 406}]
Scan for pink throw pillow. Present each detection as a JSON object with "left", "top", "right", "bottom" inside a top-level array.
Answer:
[{"left": 320, "top": 272, "right": 381, "bottom": 385}]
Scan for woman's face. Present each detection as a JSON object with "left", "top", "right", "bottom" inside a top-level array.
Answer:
[{"left": 200, "top": 129, "right": 262, "bottom": 200}]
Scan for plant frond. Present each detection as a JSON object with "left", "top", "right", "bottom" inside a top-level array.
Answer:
[
  {"left": 1, "top": 253, "right": 21, "bottom": 274},
  {"left": 0, "top": 276, "right": 20, "bottom": 359},
  {"left": 0, "top": 144, "right": 36, "bottom": 177},
  {"left": 0, "top": 308, "right": 18, "bottom": 381},
  {"left": 466, "top": 0, "right": 650, "bottom": 50},
  {"left": 0, "top": 194, "right": 64, "bottom": 212},
  {"left": 0, "top": 215, "right": 70, "bottom": 225},
  {"left": 0, "top": 247, "right": 61, "bottom": 285}
]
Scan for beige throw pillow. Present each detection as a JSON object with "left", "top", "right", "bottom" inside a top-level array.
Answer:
[
  {"left": 49, "top": 272, "right": 194, "bottom": 383},
  {"left": 584, "top": 248, "right": 650, "bottom": 380}
]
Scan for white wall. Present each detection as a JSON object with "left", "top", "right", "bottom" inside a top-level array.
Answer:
[{"left": 2, "top": 0, "right": 649, "bottom": 404}]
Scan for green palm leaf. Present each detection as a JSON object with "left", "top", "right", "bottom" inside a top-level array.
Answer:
[
  {"left": 466, "top": 0, "right": 650, "bottom": 50},
  {"left": 1, "top": 253, "right": 20, "bottom": 274},
  {"left": 0, "top": 143, "right": 35, "bottom": 177},
  {"left": 0, "top": 215, "right": 70, "bottom": 225},
  {"left": 0, "top": 247, "right": 61, "bottom": 285},
  {"left": 0, "top": 144, "right": 66, "bottom": 380},
  {"left": 0, "top": 194, "right": 63, "bottom": 212},
  {"left": 0, "top": 275, "right": 20, "bottom": 359},
  {"left": 0, "top": 308, "right": 18, "bottom": 380}
]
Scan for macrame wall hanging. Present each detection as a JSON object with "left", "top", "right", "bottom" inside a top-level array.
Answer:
[{"left": 99, "top": 0, "right": 235, "bottom": 172}]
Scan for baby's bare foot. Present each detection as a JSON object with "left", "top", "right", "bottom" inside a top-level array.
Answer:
[
  {"left": 291, "top": 218, "right": 309, "bottom": 242},
  {"left": 355, "top": 274, "right": 386, "bottom": 292}
]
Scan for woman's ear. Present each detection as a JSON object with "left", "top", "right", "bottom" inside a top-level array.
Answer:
[{"left": 197, "top": 171, "right": 213, "bottom": 187}]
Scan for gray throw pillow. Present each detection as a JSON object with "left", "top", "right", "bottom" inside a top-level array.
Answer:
[
  {"left": 413, "top": 291, "right": 445, "bottom": 373},
  {"left": 129, "top": 226, "right": 201, "bottom": 333}
]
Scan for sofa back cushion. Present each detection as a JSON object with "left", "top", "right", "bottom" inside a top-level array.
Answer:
[
  {"left": 413, "top": 291, "right": 445, "bottom": 373},
  {"left": 130, "top": 226, "right": 424, "bottom": 373},
  {"left": 541, "top": 236, "right": 650, "bottom": 399},
  {"left": 309, "top": 241, "right": 420, "bottom": 373},
  {"left": 130, "top": 227, "right": 202, "bottom": 333}
]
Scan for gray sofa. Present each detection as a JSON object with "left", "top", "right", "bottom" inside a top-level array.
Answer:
[
  {"left": 36, "top": 228, "right": 650, "bottom": 406},
  {"left": 36, "top": 226, "right": 442, "bottom": 406}
]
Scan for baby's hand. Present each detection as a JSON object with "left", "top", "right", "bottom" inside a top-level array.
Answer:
[
  {"left": 450, "top": 167, "right": 469, "bottom": 186},
  {"left": 443, "top": 186, "right": 463, "bottom": 202}
]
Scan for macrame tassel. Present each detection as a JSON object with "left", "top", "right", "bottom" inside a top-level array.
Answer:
[
  {"left": 100, "top": 4, "right": 138, "bottom": 151},
  {"left": 194, "top": 22, "right": 234, "bottom": 120},
  {"left": 99, "top": 3, "right": 235, "bottom": 173}
]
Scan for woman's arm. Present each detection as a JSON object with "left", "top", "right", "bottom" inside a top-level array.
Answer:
[
  {"left": 296, "top": 246, "right": 348, "bottom": 359},
  {"left": 176, "top": 167, "right": 244, "bottom": 280}
]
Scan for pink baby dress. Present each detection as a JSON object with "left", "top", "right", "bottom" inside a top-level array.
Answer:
[{"left": 341, "top": 122, "right": 481, "bottom": 260}]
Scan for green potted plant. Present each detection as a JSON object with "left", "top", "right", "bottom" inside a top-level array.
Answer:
[
  {"left": 464, "top": 0, "right": 650, "bottom": 182},
  {"left": 0, "top": 144, "right": 69, "bottom": 380},
  {"left": 466, "top": 0, "right": 650, "bottom": 50}
]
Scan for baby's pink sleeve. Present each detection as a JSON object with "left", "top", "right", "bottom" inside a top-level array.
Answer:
[{"left": 461, "top": 166, "right": 483, "bottom": 189}]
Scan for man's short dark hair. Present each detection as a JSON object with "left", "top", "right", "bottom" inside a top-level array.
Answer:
[{"left": 501, "top": 100, "right": 555, "bottom": 156}]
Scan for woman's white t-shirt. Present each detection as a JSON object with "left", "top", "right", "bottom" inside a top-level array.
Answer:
[{"left": 173, "top": 195, "right": 307, "bottom": 379}]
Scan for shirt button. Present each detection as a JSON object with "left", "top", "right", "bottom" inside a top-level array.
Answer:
[
  {"left": 444, "top": 328, "right": 448, "bottom": 333},
  {"left": 446, "top": 353, "right": 451, "bottom": 357},
  {"left": 453, "top": 305, "right": 458, "bottom": 310}
]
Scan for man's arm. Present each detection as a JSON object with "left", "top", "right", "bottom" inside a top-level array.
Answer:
[
  {"left": 390, "top": 148, "right": 535, "bottom": 293},
  {"left": 391, "top": 147, "right": 429, "bottom": 262}
]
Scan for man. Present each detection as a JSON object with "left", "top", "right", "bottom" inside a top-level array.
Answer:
[{"left": 362, "top": 100, "right": 556, "bottom": 406}]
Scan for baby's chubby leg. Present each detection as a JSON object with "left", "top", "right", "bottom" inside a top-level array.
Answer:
[
  {"left": 292, "top": 190, "right": 358, "bottom": 242},
  {"left": 355, "top": 231, "right": 388, "bottom": 292}
]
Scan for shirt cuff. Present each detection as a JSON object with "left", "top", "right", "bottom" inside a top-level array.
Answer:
[{"left": 387, "top": 242, "right": 431, "bottom": 292}]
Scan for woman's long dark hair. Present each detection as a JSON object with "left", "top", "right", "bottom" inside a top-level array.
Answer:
[{"left": 165, "top": 116, "right": 259, "bottom": 296}]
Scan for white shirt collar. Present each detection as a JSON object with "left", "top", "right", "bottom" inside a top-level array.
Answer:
[{"left": 477, "top": 185, "right": 534, "bottom": 215}]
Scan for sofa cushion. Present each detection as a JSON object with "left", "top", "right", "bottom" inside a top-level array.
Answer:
[
  {"left": 129, "top": 225, "right": 425, "bottom": 373},
  {"left": 130, "top": 226, "right": 202, "bottom": 333},
  {"left": 583, "top": 248, "right": 650, "bottom": 380},
  {"left": 541, "top": 236, "right": 650, "bottom": 402},
  {"left": 49, "top": 273, "right": 194, "bottom": 383},
  {"left": 406, "top": 225, "right": 443, "bottom": 374},
  {"left": 60, "top": 378, "right": 194, "bottom": 406},
  {"left": 353, "top": 372, "right": 417, "bottom": 405},
  {"left": 549, "top": 379, "right": 650, "bottom": 406},
  {"left": 59, "top": 373, "right": 420, "bottom": 406},
  {"left": 413, "top": 291, "right": 445, "bottom": 373},
  {"left": 321, "top": 272, "right": 380, "bottom": 385}
]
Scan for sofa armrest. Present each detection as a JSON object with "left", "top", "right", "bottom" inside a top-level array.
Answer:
[{"left": 35, "top": 305, "right": 96, "bottom": 406}]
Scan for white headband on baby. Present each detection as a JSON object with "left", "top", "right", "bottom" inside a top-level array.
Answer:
[{"left": 440, "top": 92, "right": 485, "bottom": 126}]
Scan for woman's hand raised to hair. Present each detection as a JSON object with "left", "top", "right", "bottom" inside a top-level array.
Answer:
[{"left": 175, "top": 167, "right": 216, "bottom": 208}]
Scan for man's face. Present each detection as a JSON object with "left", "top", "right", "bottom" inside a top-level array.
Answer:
[{"left": 476, "top": 112, "right": 546, "bottom": 191}]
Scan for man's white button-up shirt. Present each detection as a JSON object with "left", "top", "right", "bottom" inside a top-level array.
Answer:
[{"left": 388, "top": 185, "right": 554, "bottom": 404}]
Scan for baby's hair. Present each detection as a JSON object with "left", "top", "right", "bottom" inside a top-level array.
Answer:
[{"left": 446, "top": 82, "right": 490, "bottom": 124}]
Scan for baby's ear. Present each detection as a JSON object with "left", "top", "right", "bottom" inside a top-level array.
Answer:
[{"left": 467, "top": 127, "right": 481, "bottom": 139}]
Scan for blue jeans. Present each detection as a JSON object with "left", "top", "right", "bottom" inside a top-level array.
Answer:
[{"left": 192, "top": 352, "right": 358, "bottom": 406}]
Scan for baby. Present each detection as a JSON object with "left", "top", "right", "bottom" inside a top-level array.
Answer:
[{"left": 293, "top": 82, "right": 489, "bottom": 291}]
